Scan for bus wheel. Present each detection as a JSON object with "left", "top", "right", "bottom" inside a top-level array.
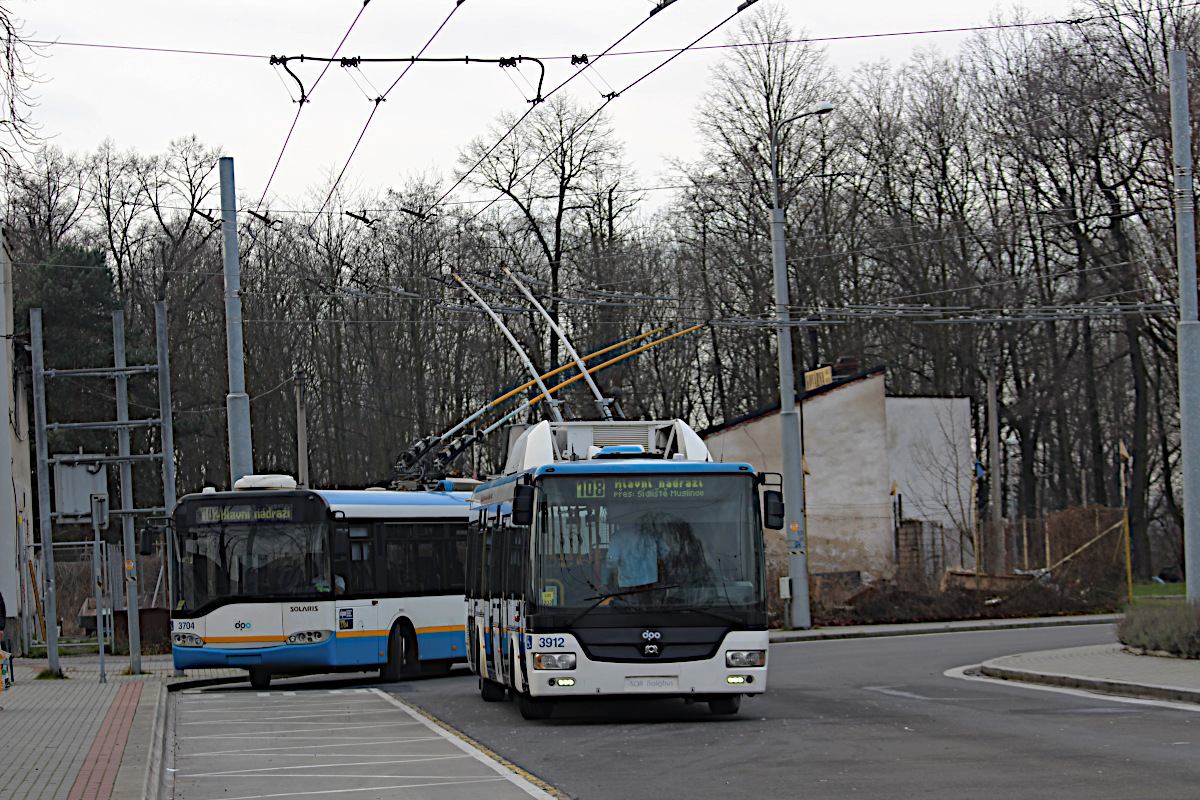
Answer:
[
  {"left": 381, "top": 627, "right": 415, "bottom": 682},
  {"left": 708, "top": 695, "right": 741, "bottom": 715},
  {"left": 480, "top": 677, "right": 507, "bottom": 702},
  {"left": 518, "top": 693, "right": 554, "bottom": 720},
  {"left": 249, "top": 669, "right": 271, "bottom": 690}
]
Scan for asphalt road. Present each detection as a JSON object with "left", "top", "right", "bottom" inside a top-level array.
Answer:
[{"left": 371, "top": 623, "right": 1200, "bottom": 800}]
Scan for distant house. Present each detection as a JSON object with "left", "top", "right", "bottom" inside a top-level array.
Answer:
[{"left": 703, "top": 367, "right": 975, "bottom": 592}]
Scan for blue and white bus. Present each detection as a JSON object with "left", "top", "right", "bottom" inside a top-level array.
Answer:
[
  {"left": 168, "top": 475, "right": 473, "bottom": 688},
  {"left": 466, "top": 420, "right": 782, "bottom": 719}
]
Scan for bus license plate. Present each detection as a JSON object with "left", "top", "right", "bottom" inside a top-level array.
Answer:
[{"left": 624, "top": 676, "right": 678, "bottom": 692}]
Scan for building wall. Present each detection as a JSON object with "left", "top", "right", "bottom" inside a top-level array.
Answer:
[
  {"left": 0, "top": 231, "right": 18, "bottom": 647},
  {"left": 885, "top": 397, "right": 974, "bottom": 532},
  {"left": 706, "top": 373, "right": 895, "bottom": 578}
]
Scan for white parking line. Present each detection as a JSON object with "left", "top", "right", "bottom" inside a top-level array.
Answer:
[
  {"left": 199, "top": 776, "right": 507, "bottom": 800},
  {"left": 186, "top": 721, "right": 421, "bottom": 739},
  {"left": 180, "top": 710, "right": 400, "bottom": 725},
  {"left": 372, "top": 689, "right": 559, "bottom": 800},
  {"left": 186, "top": 755, "right": 472, "bottom": 777},
  {"left": 183, "top": 739, "right": 444, "bottom": 757}
]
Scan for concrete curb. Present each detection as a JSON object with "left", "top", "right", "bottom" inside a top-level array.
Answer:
[
  {"left": 769, "top": 614, "right": 1121, "bottom": 643},
  {"left": 978, "top": 661, "right": 1200, "bottom": 705},
  {"left": 143, "top": 683, "right": 168, "bottom": 800},
  {"left": 166, "top": 675, "right": 246, "bottom": 693}
]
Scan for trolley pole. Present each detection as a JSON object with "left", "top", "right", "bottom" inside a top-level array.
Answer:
[
  {"left": 220, "top": 157, "right": 254, "bottom": 485},
  {"left": 1170, "top": 51, "right": 1200, "bottom": 603}
]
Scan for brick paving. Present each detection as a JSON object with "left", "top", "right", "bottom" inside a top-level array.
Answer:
[{"left": 0, "top": 655, "right": 241, "bottom": 800}]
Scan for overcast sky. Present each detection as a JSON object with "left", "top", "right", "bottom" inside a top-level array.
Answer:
[{"left": 15, "top": 0, "right": 1080, "bottom": 211}]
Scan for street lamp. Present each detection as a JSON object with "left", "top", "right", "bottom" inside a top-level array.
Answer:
[{"left": 770, "top": 100, "right": 833, "bottom": 630}]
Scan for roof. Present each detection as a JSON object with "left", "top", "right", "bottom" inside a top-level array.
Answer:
[{"left": 698, "top": 366, "right": 886, "bottom": 439}]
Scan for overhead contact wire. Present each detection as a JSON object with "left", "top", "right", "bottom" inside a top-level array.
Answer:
[
  {"left": 314, "top": 2, "right": 468, "bottom": 221},
  {"left": 431, "top": 1, "right": 683, "bottom": 212},
  {"left": 465, "top": 0, "right": 759, "bottom": 223},
  {"left": 258, "top": 1, "right": 376, "bottom": 207}
]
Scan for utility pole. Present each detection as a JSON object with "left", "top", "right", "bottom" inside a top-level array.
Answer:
[
  {"left": 987, "top": 358, "right": 1002, "bottom": 575},
  {"left": 89, "top": 493, "right": 108, "bottom": 683},
  {"left": 295, "top": 368, "right": 309, "bottom": 488},
  {"left": 29, "top": 309, "right": 59, "bottom": 674},
  {"left": 769, "top": 102, "right": 833, "bottom": 630},
  {"left": 220, "top": 157, "right": 254, "bottom": 485},
  {"left": 1170, "top": 51, "right": 1200, "bottom": 603},
  {"left": 113, "top": 311, "right": 141, "bottom": 673}
]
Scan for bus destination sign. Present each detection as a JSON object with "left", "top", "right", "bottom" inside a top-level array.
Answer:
[
  {"left": 196, "top": 504, "right": 294, "bottom": 524},
  {"left": 573, "top": 476, "right": 708, "bottom": 501}
]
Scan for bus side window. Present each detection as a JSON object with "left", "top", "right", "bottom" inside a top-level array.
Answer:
[
  {"left": 507, "top": 528, "right": 526, "bottom": 599},
  {"left": 333, "top": 525, "right": 375, "bottom": 596}
]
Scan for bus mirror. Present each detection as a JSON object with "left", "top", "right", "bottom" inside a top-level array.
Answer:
[
  {"left": 139, "top": 516, "right": 172, "bottom": 556},
  {"left": 763, "top": 490, "right": 785, "bottom": 530},
  {"left": 139, "top": 525, "right": 155, "bottom": 556},
  {"left": 512, "top": 485, "right": 535, "bottom": 526}
]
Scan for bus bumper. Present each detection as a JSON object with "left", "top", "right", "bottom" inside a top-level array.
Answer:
[
  {"left": 522, "top": 630, "right": 769, "bottom": 699},
  {"left": 172, "top": 638, "right": 338, "bottom": 671}
]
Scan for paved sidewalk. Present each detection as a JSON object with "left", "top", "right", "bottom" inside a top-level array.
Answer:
[
  {"left": 769, "top": 612, "right": 1121, "bottom": 642},
  {"left": 0, "top": 655, "right": 241, "bottom": 800},
  {"left": 981, "top": 643, "right": 1200, "bottom": 704}
]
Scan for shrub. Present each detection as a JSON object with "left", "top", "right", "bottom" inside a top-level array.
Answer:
[{"left": 1117, "top": 603, "right": 1200, "bottom": 658}]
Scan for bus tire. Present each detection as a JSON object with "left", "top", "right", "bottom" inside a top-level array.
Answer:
[
  {"left": 381, "top": 626, "right": 416, "bottom": 682},
  {"left": 708, "top": 694, "right": 741, "bottom": 715},
  {"left": 480, "top": 677, "right": 506, "bottom": 702},
  {"left": 248, "top": 669, "right": 271, "bottom": 690},
  {"left": 518, "top": 692, "right": 554, "bottom": 720}
]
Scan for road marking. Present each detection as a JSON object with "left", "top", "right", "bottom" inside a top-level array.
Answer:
[
  {"left": 373, "top": 688, "right": 561, "bottom": 800},
  {"left": 180, "top": 710, "right": 401, "bottom": 725},
  {"left": 863, "top": 685, "right": 931, "bottom": 700},
  {"left": 187, "top": 721, "right": 423, "bottom": 739},
  {"left": 197, "top": 777, "right": 507, "bottom": 800},
  {"left": 186, "top": 755, "right": 473, "bottom": 777},
  {"left": 945, "top": 665, "right": 1200, "bottom": 713},
  {"left": 183, "top": 739, "right": 444, "bottom": 757}
]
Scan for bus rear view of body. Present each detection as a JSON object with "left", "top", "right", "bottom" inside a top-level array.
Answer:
[{"left": 466, "top": 420, "right": 783, "bottom": 719}]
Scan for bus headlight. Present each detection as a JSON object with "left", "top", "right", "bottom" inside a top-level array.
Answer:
[
  {"left": 725, "top": 650, "right": 766, "bottom": 668},
  {"left": 173, "top": 633, "right": 203, "bottom": 647},
  {"left": 533, "top": 653, "right": 576, "bottom": 670},
  {"left": 286, "top": 630, "right": 331, "bottom": 645}
]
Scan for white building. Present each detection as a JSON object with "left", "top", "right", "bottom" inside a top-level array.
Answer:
[
  {"left": 1, "top": 230, "right": 33, "bottom": 653},
  {"left": 703, "top": 367, "right": 974, "bottom": 589}
]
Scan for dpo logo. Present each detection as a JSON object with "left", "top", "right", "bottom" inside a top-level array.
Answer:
[
  {"left": 234, "top": 621, "right": 252, "bottom": 630},
  {"left": 641, "top": 630, "right": 661, "bottom": 640}
]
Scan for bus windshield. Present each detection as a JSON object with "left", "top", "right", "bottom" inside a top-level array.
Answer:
[
  {"left": 533, "top": 473, "right": 765, "bottom": 612},
  {"left": 173, "top": 498, "right": 330, "bottom": 613}
]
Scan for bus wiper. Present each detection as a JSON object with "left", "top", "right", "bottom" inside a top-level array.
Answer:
[
  {"left": 565, "top": 584, "right": 681, "bottom": 627},
  {"left": 580, "top": 583, "right": 680, "bottom": 603},
  {"left": 674, "top": 605, "right": 741, "bottom": 626}
]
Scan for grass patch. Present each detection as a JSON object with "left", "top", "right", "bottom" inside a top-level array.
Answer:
[
  {"left": 35, "top": 668, "right": 68, "bottom": 679},
  {"left": 1117, "top": 602, "right": 1200, "bottom": 657},
  {"left": 1132, "top": 581, "right": 1186, "bottom": 598}
]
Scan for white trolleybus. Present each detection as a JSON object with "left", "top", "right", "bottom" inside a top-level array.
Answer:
[
  {"left": 466, "top": 420, "right": 784, "bottom": 719},
  {"left": 168, "top": 475, "right": 473, "bottom": 688}
]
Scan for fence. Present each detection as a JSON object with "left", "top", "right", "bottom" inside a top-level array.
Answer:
[{"left": 19, "top": 539, "right": 168, "bottom": 654}]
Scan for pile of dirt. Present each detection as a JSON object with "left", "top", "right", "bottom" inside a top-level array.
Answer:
[{"left": 813, "top": 584, "right": 1120, "bottom": 627}]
